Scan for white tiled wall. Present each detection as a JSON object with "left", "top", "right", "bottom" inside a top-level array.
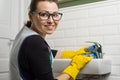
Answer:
[
  {"left": 0, "top": 0, "right": 21, "bottom": 80},
  {"left": 46, "top": 0, "right": 120, "bottom": 80}
]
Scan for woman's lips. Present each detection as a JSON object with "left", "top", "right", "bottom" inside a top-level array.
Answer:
[{"left": 46, "top": 25, "right": 54, "bottom": 30}]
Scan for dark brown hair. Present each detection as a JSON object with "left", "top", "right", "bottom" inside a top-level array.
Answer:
[{"left": 25, "top": 0, "right": 58, "bottom": 27}]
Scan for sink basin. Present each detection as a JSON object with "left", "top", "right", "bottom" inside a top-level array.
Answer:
[{"left": 53, "top": 59, "right": 111, "bottom": 75}]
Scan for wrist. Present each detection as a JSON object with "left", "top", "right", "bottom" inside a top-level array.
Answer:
[{"left": 56, "top": 73, "right": 70, "bottom": 80}]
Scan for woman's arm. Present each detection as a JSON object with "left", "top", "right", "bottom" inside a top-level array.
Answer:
[
  {"left": 54, "top": 50, "right": 62, "bottom": 59},
  {"left": 51, "top": 50, "right": 71, "bottom": 80},
  {"left": 20, "top": 35, "right": 55, "bottom": 80}
]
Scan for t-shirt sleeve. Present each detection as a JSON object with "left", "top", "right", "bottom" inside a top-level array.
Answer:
[
  {"left": 51, "top": 49, "right": 57, "bottom": 58},
  {"left": 19, "top": 35, "right": 54, "bottom": 80}
]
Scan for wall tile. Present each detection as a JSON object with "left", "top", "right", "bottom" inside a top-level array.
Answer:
[
  {"left": 104, "top": 35, "right": 120, "bottom": 45},
  {"left": 103, "top": 15, "right": 120, "bottom": 25},
  {"left": 0, "top": 39, "right": 10, "bottom": 58},
  {"left": 88, "top": 5, "right": 118, "bottom": 17}
]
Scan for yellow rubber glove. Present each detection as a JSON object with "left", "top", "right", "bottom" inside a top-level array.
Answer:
[
  {"left": 62, "top": 55, "right": 92, "bottom": 80},
  {"left": 75, "top": 46, "right": 90, "bottom": 55},
  {"left": 62, "top": 46, "right": 90, "bottom": 59}
]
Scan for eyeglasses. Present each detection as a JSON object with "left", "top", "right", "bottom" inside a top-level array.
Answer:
[{"left": 32, "top": 11, "right": 63, "bottom": 21}]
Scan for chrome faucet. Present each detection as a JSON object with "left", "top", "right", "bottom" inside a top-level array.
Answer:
[{"left": 85, "top": 41, "right": 103, "bottom": 59}]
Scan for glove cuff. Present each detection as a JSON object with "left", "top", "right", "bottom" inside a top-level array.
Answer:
[
  {"left": 75, "top": 46, "right": 90, "bottom": 55},
  {"left": 62, "top": 66, "right": 79, "bottom": 80}
]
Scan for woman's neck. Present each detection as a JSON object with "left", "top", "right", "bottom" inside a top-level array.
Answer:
[{"left": 30, "top": 25, "right": 46, "bottom": 39}]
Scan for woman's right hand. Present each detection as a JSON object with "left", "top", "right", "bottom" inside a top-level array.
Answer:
[{"left": 62, "top": 55, "right": 92, "bottom": 80}]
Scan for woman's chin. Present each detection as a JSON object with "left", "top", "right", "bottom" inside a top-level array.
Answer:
[{"left": 47, "top": 31, "right": 54, "bottom": 35}]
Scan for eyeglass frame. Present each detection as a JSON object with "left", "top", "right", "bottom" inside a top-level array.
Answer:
[{"left": 32, "top": 11, "right": 63, "bottom": 21}]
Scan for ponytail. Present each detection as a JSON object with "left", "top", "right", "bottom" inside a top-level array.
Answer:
[{"left": 24, "top": 21, "right": 32, "bottom": 28}]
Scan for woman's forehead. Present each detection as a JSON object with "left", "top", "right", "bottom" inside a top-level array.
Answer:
[{"left": 36, "top": 1, "right": 58, "bottom": 12}]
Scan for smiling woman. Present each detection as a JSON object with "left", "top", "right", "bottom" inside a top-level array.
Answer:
[{"left": 9, "top": 0, "right": 65, "bottom": 80}]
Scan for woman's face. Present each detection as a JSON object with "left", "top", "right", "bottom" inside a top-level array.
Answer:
[{"left": 29, "top": 1, "right": 60, "bottom": 38}]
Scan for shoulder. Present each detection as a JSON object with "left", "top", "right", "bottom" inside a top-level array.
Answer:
[
  {"left": 24, "top": 35, "right": 44, "bottom": 42},
  {"left": 22, "top": 35, "right": 47, "bottom": 47},
  {"left": 20, "top": 35, "right": 50, "bottom": 60},
  {"left": 20, "top": 35, "right": 50, "bottom": 57}
]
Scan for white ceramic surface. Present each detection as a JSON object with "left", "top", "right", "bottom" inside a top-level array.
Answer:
[{"left": 53, "top": 59, "right": 111, "bottom": 75}]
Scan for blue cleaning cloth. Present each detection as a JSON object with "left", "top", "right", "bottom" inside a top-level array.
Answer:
[{"left": 83, "top": 45, "right": 99, "bottom": 59}]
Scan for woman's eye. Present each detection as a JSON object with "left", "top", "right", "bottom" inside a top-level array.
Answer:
[
  {"left": 53, "top": 13, "right": 59, "bottom": 17},
  {"left": 40, "top": 13, "right": 49, "bottom": 17}
]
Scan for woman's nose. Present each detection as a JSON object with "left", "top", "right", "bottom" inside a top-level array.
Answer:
[{"left": 47, "top": 16, "right": 54, "bottom": 22}]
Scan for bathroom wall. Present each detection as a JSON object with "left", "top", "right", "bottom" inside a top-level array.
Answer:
[
  {"left": 46, "top": 0, "right": 120, "bottom": 80},
  {"left": 0, "top": 0, "right": 23, "bottom": 79}
]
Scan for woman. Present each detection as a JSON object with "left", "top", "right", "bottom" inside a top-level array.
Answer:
[{"left": 9, "top": 0, "right": 92, "bottom": 80}]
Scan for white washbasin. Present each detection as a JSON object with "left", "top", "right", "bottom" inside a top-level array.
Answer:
[{"left": 53, "top": 59, "right": 111, "bottom": 75}]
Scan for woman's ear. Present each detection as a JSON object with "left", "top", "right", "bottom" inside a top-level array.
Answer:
[{"left": 28, "top": 12, "right": 33, "bottom": 21}]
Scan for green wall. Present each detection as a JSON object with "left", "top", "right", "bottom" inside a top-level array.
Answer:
[{"left": 59, "top": 0, "right": 104, "bottom": 8}]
